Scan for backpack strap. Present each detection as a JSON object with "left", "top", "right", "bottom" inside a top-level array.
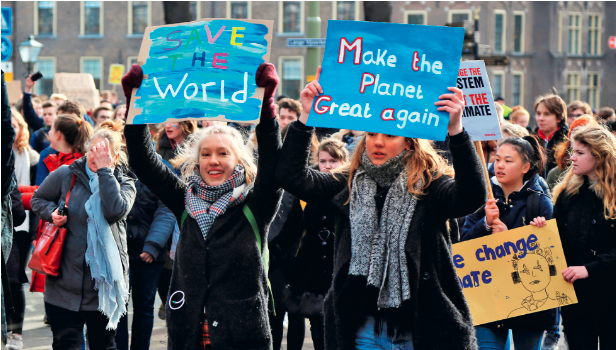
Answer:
[
  {"left": 180, "top": 210, "right": 188, "bottom": 228},
  {"left": 526, "top": 192, "right": 543, "bottom": 223}
]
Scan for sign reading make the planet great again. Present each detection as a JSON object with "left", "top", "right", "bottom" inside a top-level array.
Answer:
[
  {"left": 127, "top": 19, "right": 273, "bottom": 125},
  {"left": 306, "top": 20, "right": 464, "bottom": 141}
]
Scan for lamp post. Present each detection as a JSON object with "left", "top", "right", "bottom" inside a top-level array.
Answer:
[{"left": 18, "top": 35, "right": 44, "bottom": 77}]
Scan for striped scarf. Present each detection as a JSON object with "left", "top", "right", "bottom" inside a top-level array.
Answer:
[{"left": 185, "top": 165, "right": 253, "bottom": 240}]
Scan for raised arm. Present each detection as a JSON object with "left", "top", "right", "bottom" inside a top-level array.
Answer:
[
  {"left": 22, "top": 75, "right": 45, "bottom": 131},
  {"left": 2, "top": 71, "right": 16, "bottom": 197}
]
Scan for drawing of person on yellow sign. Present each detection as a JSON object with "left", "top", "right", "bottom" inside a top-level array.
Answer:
[{"left": 508, "top": 244, "right": 573, "bottom": 318}]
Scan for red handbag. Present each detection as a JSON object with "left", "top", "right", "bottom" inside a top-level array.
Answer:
[{"left": 28, "top": 174, "right": 76, "bottom": 277}]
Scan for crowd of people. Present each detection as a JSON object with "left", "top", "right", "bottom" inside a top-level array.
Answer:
[{"left": 1, "top": 60, "right": 615, "bottom": 350}]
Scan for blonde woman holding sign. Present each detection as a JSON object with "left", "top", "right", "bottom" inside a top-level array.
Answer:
[{"left": 276, "top": 67, "right": 487, "bottom": 350}]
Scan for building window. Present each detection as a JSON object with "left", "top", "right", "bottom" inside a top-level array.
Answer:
[
  {"left": 81, "top": 57, "right": 103, "bottom": 90},
  {"left": 494, "top": 11, "right": 506, "bottom": 53},
  {"left": 280, "top": 57, "right": 303, "bottom": 100},
  {"left": 449, "top": 10, "right": 471, "bottom": 24},
  {"left": 513, "top": 12, "right": 524, "bottom": 53},
  {"left": 492, "top": 72, "right": 504, "bottom": 99},
  {"left": 190, "top": 1, "right": 201, "bottom": 21},
  {"left": 127, "top": 56, "right": 139, "bottom": 69},
  {"left": 36, "top": 58, "right": 55, "bottom": 96},
  {"left": 512, "top": 73, "right": 523, "bottom": 106},
  {"left": 227, "top": 1, "right": 250, "bottom": 19},
  {"left": 37, "top": 1, "right": 55, "bottom": 36},
  {"left": 568, "top": 14, "right": 582, "bottom": 55},
  {"left": 566, "top": 73, "right": 580, "bottom": 103},
  {"left": 280, "top": 2, "right": 303, "bottom": 34},
  {"left": 404, "top": 11, "right": 427, "bottom": 25},
  {"left": 334, "top": 1, "right": 356, "bottom": 21},
  {"left": 587, "top": 15, "right": 600, "bottom": 55},
  {"left": 586, "top": 73, "right": 600, "bottom": 110},
  {"left": 81, "top": 1, "right": 103, "bottom": 36},
  {"left": 129, "top": 1, "right": 150, "bottom": 35}
]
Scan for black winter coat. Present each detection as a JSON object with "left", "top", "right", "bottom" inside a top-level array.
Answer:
[
  {"left": 276, "top": 121, "right": 487, "bottom": 350},
  {"left": 124, "top": 118, "right": 281, "bottom": 350},
  {"left": 554, "top": 177, "right": 616, "bottom": 308}
]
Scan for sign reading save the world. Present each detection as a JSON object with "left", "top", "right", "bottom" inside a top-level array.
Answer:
[
  {"left": 306, "top": 20, "right": 464, "bottom": 141},
  {"left": 127, "top": 18, "right": 274, "bottom": 125}
]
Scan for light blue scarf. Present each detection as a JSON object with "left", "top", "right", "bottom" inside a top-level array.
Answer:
[{"left": 84, "top": 166, "right": 129, "bottom": 330}]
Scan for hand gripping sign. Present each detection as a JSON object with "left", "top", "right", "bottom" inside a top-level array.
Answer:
[{"left": 306, "top": 20, "right": 464, "bottom": 141}]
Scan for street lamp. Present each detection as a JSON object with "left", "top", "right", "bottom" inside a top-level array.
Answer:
[{"left": 18, "top": 35, "right": 44, "bottom": 77}]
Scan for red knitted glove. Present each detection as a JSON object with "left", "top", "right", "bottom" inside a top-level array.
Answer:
[
  {"left": 121, "top": 64, "right": 144, "bottom": 109},
  {"left": 255, "top": 63, "right": 279, "bottom": 120}
]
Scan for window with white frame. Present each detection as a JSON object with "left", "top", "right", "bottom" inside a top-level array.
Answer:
[
  {"left": 334, "top": 1, "right": 356, "bottom": 21},
  {"left": 449, "top": 10, "right": 471, "bottom": 24},
  {"left": 404, "top": 11, "right": 427, "bottom": 25},
  {"left": 37, "top": 1, "right": 55, "bottom": 36},
  {"left": 36, "top": 58, "right": 55, "bottom": 96},
  {"left": 227, "top": 2, "right": 250, "bottom": 19},
  {"left": 566, "top": 73, "right": 580, "bottom": 103},
  {"left": 130, "top": 1, "right": 150, "bottom": 35},
  {"left": 281, "top": 2, "right": 303, "bottom": 33},
  {"left": 512, "top": 73, "right": 523, "bottom": 106},
  {"left": 568, "top": 14, "right": 582, "bottom": 54},
  {"left": 587, "top": 14, "right": 600, "bottom": 55},
  {"left": 81, "top": 57, "right": 103, "bottom": 90},
  {"left": 586, "top": 73, "right": 600, "bottom": 109},
  {"left": 280, "top": 57, "right": 303, "bottom": 99},
  {"left": 513, "top": 12, "right": 524, "bottom": 53},
  {"left": 494, "top": 11, "right": 506, "bottom": 53},
  {"left": 82, "top": 1, "right": 102, "bottom": 36},
  {"left": 492, "top": 72, "right": 504, "bottom": 99}
]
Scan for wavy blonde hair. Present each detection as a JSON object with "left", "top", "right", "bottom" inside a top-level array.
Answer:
[
  {"left": 553, "top": 124, "right": 616, "bottom": 220},
  {"left": 333, "top": 134, "right": 454, "bottom": 201},
  {"left": 171, "top": 125, "right": 257, "bottom": 185},
  {"left": 11, "top": 109, "right": 30, "bottom": 152},
  {"left": 87, "top": 119, "right": 128, "bottom": 167}
]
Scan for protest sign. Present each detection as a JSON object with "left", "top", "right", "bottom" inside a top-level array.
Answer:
[
  {"left": 305, "top": 20, "right": 464, "bottom": 141},
  {"left": 6, "top": 80, "right": 21, "bottom": 104},
  {"left": 126, "top": 18, "right": 274, "bottom": 125},
  {"left": 55, "top": 73, "right": 100, "bottom": 111},
  {"left": 108, "top": 64, "right": 125, "bottom": 85},
  {"left": 452, "top": 220, "right": 577, "bottom": 325},
  {"left": 458, "top": 61, "right": 502, "bottom": 141}
]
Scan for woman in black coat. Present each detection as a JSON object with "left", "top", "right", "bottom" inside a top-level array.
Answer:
[
  {"left": 276, "top": 67, "right": 487, "bottom": 350},
  {"left": 552, "top": 124, "right": 616, "bottom": 350},
  {"left": 122, "top": 63, "right": 282, "bottom": 350}
]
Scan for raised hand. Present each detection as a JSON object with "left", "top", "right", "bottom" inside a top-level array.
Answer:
[
  {"left": 435, "top": 87, "right": 465, "bottom": 136},
  {"left": 299, "top": 66, "right": 323, "bottom": 124},
  {"left": 90, "top": 138, "right": 114, "bottom": 170},
  {"left": 121, "top": 64, "right": 144, "bottom": 108},
  {"left": 255, "top": 63, "right": 279, "bottom": 120},
  {"left": 25, "top": 73, "right": 36, "bottom": 94}
]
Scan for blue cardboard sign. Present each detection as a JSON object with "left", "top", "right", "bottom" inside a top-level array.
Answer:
[
  {"left": 306, "top": 20, "right": 464, "bottom": 141},
  {"left": 1, "top": 8, "right": 12, "bottom": 36},
  {"left": 127, "top": 18, "right": 274, "bottom": 125},
  {"left": 1, "top": 36, "right": 12, "bottom": 62}
]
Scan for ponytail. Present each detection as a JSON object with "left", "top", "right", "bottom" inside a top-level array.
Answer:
[
  {"left": 499, "top": 134, "right": 546, "bottom": 181},
  {"left": 53, "top": 114, "right": 93, "bottom": 154}
]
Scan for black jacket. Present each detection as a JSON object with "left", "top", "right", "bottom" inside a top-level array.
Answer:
[
  {"left": 124, "top": 118, "right": 281, "bottom": 350},
  {"left": 554, "top": 177, "right": 616, "bottom": 308},
  {"left": 276, "top": 121, "right": 487, "bottom": 350},
  {"left": 2, "top": 71, "right": 16, "bottom": 198},
  {"left": 535, "top": 124, "right": 569, "bottom": 178}
]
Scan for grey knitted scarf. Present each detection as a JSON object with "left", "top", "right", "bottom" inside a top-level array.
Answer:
[{"left": 349, "top": 149, "right": 421, "bottom": 309}]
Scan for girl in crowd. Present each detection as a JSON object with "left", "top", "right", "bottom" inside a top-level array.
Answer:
[
  {"left": 122, "top": 63, "right": 282, "bottom": 349},
  {"left": 509, "top": 106, "right": 531, "bottom": 131},
  {"left": 462, "top": 135, "right": 554, "bottom": 350},
  {"left": 276, "top": 67, "right": 487, "bottom": 350},
  {"left": 156, "top": 120, "right": 198, "bottom": 162},
  {"left": 112, "top": 104, "right": 127, "bottom": 121},
  {"left": 566, "top": 101, "right": 593, "bottom": 126},
  {"left": 31, "top": 121, "right": 136, "bottom": 350},
  {"left": 547, "top": 115, "right": 598, "bottom": 190},
  {"left": 553, "top": 124, "right": 616, "bottom": 350},
  {"left": 533, "top": 94, "right": 569, "bottom": 177}
]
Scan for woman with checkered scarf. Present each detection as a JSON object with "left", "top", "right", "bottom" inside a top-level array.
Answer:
[{"left": 122, "top": 63, "right": 282, "bottom": 350}]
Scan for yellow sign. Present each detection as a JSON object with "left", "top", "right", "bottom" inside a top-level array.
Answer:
[
  {"left": 108, "top": 64, "right": 125, "bottom": 85},
  {"left": 452, "top": 220, "right": 577, "bottom": 325},
  {"left": 4, "top": 72, "right": 13, "bottom": 82}
]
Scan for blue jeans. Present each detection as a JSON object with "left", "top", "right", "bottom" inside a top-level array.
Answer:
[
  {"left": 475, "top": 326, "right": 544, "bottom": 350},
  {"left": 115, "top": 260, "right": 164, "bottom": 350},
  {"left": 355, "top": 316, "right": 414, "bottom": 350}
]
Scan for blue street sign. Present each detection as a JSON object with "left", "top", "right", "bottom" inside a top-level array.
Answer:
[
  {"left": 287, "top": 38, "right": 326, "bottom": 48},
  {"left": 1, "top": 8, "right": 12, "bottom": 36},
  {"left": 1, "top": 36, "right": 12, "bottom": 62}
]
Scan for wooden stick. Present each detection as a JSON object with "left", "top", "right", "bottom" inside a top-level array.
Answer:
[{"left": 474, "top": 141, "right": 494, "bottom": 200}]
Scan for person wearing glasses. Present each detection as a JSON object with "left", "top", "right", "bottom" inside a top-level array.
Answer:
[{"left": 566, "top": 101, "right": 593, "bottom": 127}]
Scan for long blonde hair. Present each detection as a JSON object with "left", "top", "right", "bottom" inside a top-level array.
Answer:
[
  {"left": 333, "top": 134, "right": 454, "bottom": 200},
  {"left": 11, "top": 109, "right": 30, "bottom": 152},
  {"left": 553, "top": 124, "right": 616, "bottom": 220},
  {"left": 171, "top": 125, "right": 257, "bottom": 185}
]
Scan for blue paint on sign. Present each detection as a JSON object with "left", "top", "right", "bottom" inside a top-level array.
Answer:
[
  {"left": 306, "top": 20, "right": 464, "bottom": 141},
  {"left": 1, "top": 8, "right": 12, "bottom": 36},
  {"left": 1, "top": 36, "right": 12, "bottom": 62}
]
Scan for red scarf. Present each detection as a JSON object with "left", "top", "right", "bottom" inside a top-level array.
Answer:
[
  {"left": 43, "top": 152, "right": 84, "bottom": 173},
  {"left": 537, "top": 127, "right": 561, "bottom": 143}
]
